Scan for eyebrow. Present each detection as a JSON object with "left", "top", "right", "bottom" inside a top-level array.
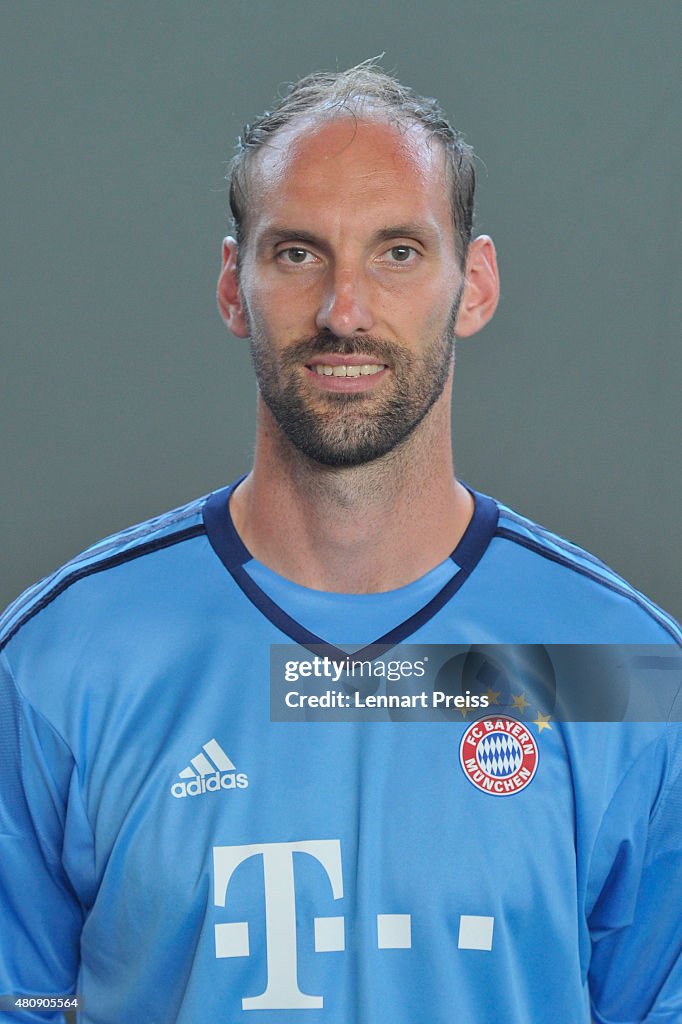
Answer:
[
  {"left": 372, "top": 224, "right": 439, "bottom": 245},
  {"left": 257, "top": 228, "right": 326, "bottom": 254},
  {"left": 256, "top": 223, "right": 438, "bottom": 254}
]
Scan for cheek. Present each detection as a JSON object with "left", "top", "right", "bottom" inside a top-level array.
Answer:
[
  {"left": 246, "top": 282, "right": 312, "bottom": 340},
  {"left": 427, "top": 306, "right": 454, "bottom": 333},
  {"left": 377, "top": 274, "right": 455, "bottom": 328},
  {"left": 403, "top": 302, "right": 453, "bottom": 340}
]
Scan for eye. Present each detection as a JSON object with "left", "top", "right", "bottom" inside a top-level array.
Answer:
[
  {"left": 381, "top": 245, "right": 420, "bottom": 265},
  {"left": 276, "top": 247, "right": 317, "bottom": 265}
]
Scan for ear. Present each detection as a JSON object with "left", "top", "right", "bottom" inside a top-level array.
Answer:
[
  {"left": 454, "top": 235, "right": 500, "bottom": 338},
  {"left": 217, "top": 237, "right": 250, "bottom": 338}
]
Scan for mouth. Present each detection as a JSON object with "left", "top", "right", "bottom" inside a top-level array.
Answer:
[
  {"left": 309, "top": 362, "right": 385, "bottom": 378},
  {"left": 304, "top": 355, "right": 390, "bottom": 391}
]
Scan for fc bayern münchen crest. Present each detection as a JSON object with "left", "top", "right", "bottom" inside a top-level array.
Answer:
[{"left": 459, "top": 716, "right": 539, "bottom": 796}]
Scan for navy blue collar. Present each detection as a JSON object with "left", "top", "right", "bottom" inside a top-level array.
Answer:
[{"left": 203, "top": 478, "right": 499, "bottom": 659}]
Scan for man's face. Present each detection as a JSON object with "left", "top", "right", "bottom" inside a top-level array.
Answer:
[{"left": 231, "top": 116, "right": 466, "bottom": 467}]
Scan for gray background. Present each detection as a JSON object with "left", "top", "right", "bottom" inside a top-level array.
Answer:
[{"left": 2, "top": 1, "right": 680, "bottom": 621}]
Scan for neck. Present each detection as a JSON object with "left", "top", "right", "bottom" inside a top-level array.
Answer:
[{"left": 230, "top": 392, "right": 473, "bottom": 593}]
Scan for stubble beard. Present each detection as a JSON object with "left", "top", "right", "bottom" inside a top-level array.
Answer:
[{"left": 249, "top": 299, "right": 461, "bottom": 469}]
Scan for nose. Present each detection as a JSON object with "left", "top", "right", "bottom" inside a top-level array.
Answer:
[{"left": 315, "top": 268, "right": 374, "bottom": 337}]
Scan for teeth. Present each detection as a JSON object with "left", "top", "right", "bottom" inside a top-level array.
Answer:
[{"left": 313, "top": 364, "right": 384, "bottom": 377}]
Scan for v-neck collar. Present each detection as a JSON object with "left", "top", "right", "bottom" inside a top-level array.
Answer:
[{"left": 203, "top": 478, "right": 499, "bottom": 660}]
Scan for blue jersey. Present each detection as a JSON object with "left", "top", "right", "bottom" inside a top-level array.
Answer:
[{"left": 1, "top": 480, "right": 681, "bottom": 1024}]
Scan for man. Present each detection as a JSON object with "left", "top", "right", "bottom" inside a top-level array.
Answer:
[{"left": 1, "top": 60, "right": 680, "bottom": 1024}]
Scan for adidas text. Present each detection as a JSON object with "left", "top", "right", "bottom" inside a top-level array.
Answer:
[{"left": 171, "top": 772, "right": 249, "bottom": 798}]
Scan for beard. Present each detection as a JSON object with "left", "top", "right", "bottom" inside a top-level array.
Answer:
[{"left": 249, "top": 299, "right": 461, "bottom": 468}]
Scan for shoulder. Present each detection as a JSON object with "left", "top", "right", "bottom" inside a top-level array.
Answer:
[
  {"left": 0, "top": 494, "right": 210, "bottom": 653},
  {"left": 476, "top": 492, "right": 681, "bottom": 644}
]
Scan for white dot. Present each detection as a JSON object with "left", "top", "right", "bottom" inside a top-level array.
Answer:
[
  {"left": 314, "top": 916, "right": 345, "bottom": 952},
  {"left": 458, "top": 915, "right": 494, "bottom": 951},
  {"left": 377, "top": 914, "right": 412, "bottom": 949},
  {"left": 215, "top": 921, "right": 250, "bottom": 958}
]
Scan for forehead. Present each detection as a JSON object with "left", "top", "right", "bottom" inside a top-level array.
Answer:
[{"left": 246, "top": 115, "right": 452, "bottom": 241}]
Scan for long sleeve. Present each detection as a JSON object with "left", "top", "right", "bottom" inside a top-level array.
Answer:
[
  {"left": 588, "top": 726, "right": 682, "bottom": 1023},
  {"left": 0, "top": 653, "right": 87, "bottom": 1024}
]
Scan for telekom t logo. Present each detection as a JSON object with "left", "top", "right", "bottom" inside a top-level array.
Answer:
[
  {"left": 213, "top": 839, "right": 495, "bottom": 1011},
  {"left": 213, "top": 839, "right": 343, "bottom": 1010}
]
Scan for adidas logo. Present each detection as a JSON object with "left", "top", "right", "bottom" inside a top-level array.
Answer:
[{"left": 170, "top": 738, "right": 248, "bottom": 799}]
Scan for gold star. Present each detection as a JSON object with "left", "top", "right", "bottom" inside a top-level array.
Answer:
[
  {"left": 457, "top": 704, "right": 470, "bottom": 719},
  {"left": 486, "top": 688, "right": 501, "bottom": 705},
  {"left": 511, "top": 692, "right": 530, "bottom": 711},
  {"left": 532, "top": 711, "right": 552, "bottom": 732}
]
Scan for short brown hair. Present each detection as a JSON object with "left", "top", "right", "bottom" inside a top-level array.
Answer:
[{"left": 228, "top": 57, "right": 476, "bottom": 267}]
